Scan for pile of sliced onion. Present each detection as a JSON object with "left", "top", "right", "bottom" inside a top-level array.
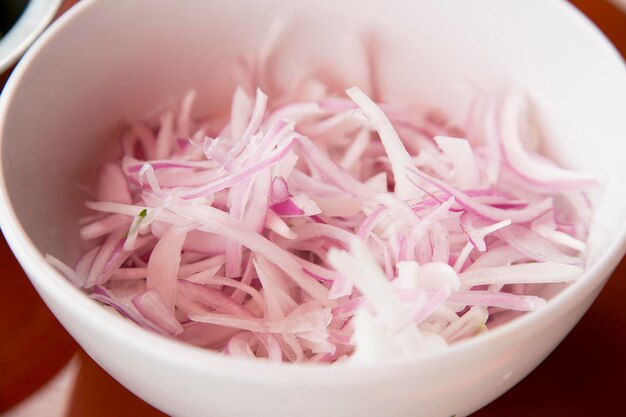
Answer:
[{"left": 47, "top": 62, "right": 600, "bottom": 364}]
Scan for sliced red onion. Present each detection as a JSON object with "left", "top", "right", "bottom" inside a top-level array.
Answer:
[
  {"left": 296, "top": 135, "right": 375, "bottom": 198},
  {"left": 48, "top": 59, "right": 597, "bottom": 364},
  {"left": 46, "top": 255, "right": 82, "bottom": 287},
  {"left": 97, "top": 163, "right": 132, "bottom": 204},
  {"left": 498, "top": 93, "right": 602, "bottom": 191},
  {"left": 442, "top": 305, "right": 488, "bottom": 343},
  {"left": 176, "top": 90, "right": 197, "bottom": 139},
  {"left": 177, "top": 138, "right": 295, "bottom": 200},
  {"left": 433, "top": 136, "right": 481, "bottom": 189},
  {"left": 446, "top": 291, "right": 546, "bottom": 312},
  {"left": 165, "top": 203, "right": 330, "bottom": 302},
  {"left": 498, "top": 224, "right": 583, "bottom": 266},
  {"left": 265, "top": 210, "right": 297, "bottom": 239},
  {"left": 80, "top": 214, "right": 131, "bottom": 241},
  {"left": 270, "top": 194, "right": 321, "bottom": 217},
  {"left": 460, "top": 213, "right": 512, "bottom": 252},
  {"left": 459, "top": 263, "right": 583, "bottom": 287},
  {"left": 254, "top": 257, "right": 298, "bottom": 317},
  {"left": 91, "top": 285, "right": 172, "bottom": 337},
  {"left": 346, "top": 87, "right": 419, "bottom": 201},
  {"left": 177, "top": 280, "right": 254, "bottom": 317},
  {"left": 270, "top": 176, "right": 290, "bottom": 203},
  {"left": 394, "top": 287, "right": 451, "bottom": 331},
  {"left": 83, "top": 229, "right": 126, "bottom": 288},
  {"left": 178, "top": 322, "right": 239, "bottom": 348},
  {"left": 132, "top": 289, "right": 184, "bottom": 336},
  {"left": 73, "top": 246, "right": 99, "bottom": 288},
  {"left": 146, "top": 226, "right": 186, "bottom": 314},
  {"left": 155, "top": 111, "right": 174, "bottom": 160},
  {"left": 409, "top": 167, "right": 554, "bottom": 223},
  {"left": 188, "top": 304, "right": 332, "bottom": 334},
  {"left": 129, "top": 121, "right": 157, "bottom": 161}
]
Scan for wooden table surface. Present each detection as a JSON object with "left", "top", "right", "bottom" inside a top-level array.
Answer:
[{"left": 1, "top": 1, "right": 625, "bottom": 416}]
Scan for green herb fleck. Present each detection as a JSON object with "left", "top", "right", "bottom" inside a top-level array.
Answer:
[{"left": 139, "top": 208, "right": 148, "bottom": 218}]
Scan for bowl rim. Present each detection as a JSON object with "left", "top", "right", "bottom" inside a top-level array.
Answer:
[
  {"left": 0, "top": 0, "right": 63, "bottom": 74},
  {"left": 1, "top": 0, "right": 625, "bottom": 381}
]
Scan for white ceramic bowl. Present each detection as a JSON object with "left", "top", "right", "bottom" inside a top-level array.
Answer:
[
  {"left": 0, "top": 0, "right": 62, "bottom": 73},
  {"left": 1, "top": 1, "right": 626, "bottom": 416}
]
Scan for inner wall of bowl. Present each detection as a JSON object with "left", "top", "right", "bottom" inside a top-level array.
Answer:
[{"left": 3, "top": 0, "right": 626, "bottom": 265}]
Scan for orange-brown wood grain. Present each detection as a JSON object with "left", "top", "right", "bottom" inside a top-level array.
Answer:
[
  {"left": 65, "top": 351, "right": 167, "bottom": 417},
  {"left": 0, "top": 233, "right": 77, "bottom": 411}
]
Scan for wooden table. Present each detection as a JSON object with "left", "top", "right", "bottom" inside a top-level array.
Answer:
[{"left": 1, "top": 1, "right": 625, "bottom": 416}]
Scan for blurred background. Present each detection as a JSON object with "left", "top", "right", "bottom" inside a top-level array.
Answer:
[
  {"left": 0, "top": 1, "right": 624, "bottom": 416},
  {"left": 0, "top": 1, "right": 28, "bottom": 36}
]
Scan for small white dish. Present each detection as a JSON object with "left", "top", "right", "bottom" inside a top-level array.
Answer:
[{"left": 0, "top": 0, "right": 62, "bottom": 73}]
